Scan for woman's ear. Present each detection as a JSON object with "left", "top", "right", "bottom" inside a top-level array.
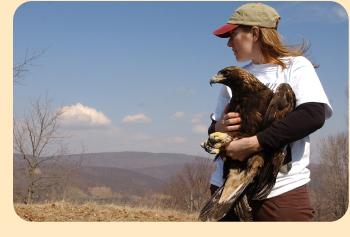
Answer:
[{"left": 252, "top": 26, "right": 260, "bottom": 43}]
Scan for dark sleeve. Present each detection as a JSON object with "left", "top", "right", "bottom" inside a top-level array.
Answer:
[
  {"left": 208, "top": 119, "right": 216, "bottom": 135},
  {"left": 256, "top": 102, "right": 325, "bottom": 153}
]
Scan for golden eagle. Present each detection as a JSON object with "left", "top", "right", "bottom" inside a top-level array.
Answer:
[{"left": 199, "top": 66, "right": 295, "bottom": 221}]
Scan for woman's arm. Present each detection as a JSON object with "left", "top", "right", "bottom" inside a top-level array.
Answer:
[
  {"left": 224, "top": 102, "right": 325, "bottom": 160},
  {"left": 256, "top": 102, "right": 325, "bottom": 153}
]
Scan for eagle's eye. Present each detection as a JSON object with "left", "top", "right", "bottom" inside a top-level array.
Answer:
[{"left": 221, "top": 70, "right": 229, "bottom": 76}]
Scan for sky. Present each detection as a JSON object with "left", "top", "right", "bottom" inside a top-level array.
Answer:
[{"left": 13, "top": 1, "right": 349, "bottom": 160}]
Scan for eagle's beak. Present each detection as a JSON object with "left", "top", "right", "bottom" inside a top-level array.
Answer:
[
  {"left": 210, "top": 75, "right": 217, "bottom": 86},
  {"left": 210, "top": 74, "right": 225, "bottom": 86}
]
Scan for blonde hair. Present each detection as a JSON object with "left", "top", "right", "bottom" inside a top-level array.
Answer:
[{"left": 239, "top": 25, "right": 317, "bottom": 70}]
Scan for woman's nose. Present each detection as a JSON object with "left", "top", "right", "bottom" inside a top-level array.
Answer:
[{"left": 227, "top": 37, "right": 233, "bottom": 47}]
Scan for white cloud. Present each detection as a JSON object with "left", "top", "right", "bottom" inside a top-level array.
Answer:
[
  {"left": 171, "top": 111, "right": 185, "bottom": 120},
  {"left": 192, "top": 124, "right": 208, "bottom": 134},
  {"left": 169, "top": 86, "right": 196, "bottom": 95},
  {"left": 64, "top": 126, "right": 207, "bottom": 155},
  {"left": 170, "top": 136, "right": 187, "bottom": 143},
  {"left": 129, "top": 132, "right": 152, "bottom": 140},
  {"left": 331, "top": 5, "right": 348, "bottom": 23},
  {"left": 189, "top": 111, "right": 207, "bottom": 124},
  {"left": 176, "top": 87, "right": 186, "bottom": 92},
  {"left": 106, "top": 126, "right": 121, "bottom": 135},
  {"left": 60, "top": 103, "right": 111, "bottom": 129},
  {"left": 171, "top": 111, "right": 209, "bottom": 124},
  {"left": 189, "top": 90, "right": 196, "bottom": 95},
  {"left": 282, "top": 2, "right": 348, "bottom": 23},
  {"left": 121, "top": 113, "right": 152, "bottom": 124}
]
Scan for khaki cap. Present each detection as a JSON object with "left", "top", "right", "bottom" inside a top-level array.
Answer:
[{"left": 213, "top": 3, "right": 281, "bottom": 38}]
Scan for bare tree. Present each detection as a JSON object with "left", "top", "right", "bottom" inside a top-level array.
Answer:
[
  {"left": 311, "top": 132, "right": 349, "bottom": 221},
  {"left": 345, "top": 87, "right": 349, "bottom": 127},
  {"left": 13, "top": 93, "right": 84, "bottom": 204},
  {"left": 162, "top": 156, "right": 215, "bottom": 212},
  {"left": 13, "top": 47, "right": 49, "bottom": 85}
]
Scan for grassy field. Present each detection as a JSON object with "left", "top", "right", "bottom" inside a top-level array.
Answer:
[{"left": 14, "top": 201, "right": 199, "bottom": 222}]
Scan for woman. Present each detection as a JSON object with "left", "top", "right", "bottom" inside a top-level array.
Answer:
[{"left": 208, "top": 3, "right": 332, "bottom": 221}]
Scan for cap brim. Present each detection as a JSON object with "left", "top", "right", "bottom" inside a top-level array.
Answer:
[{"left": 213, "top": 24, "right": 239, "bottom": 38}]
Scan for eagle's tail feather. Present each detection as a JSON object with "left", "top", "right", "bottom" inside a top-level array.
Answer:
[
  {"left": 200, "top": 154, "right": 264, "bottom": 221},
  {"left": 255, "top": 177, "right": 276, "bottom": 200},
  {"left": 198, "top": 184, "right": 225, "bottom": 221},
  {"left": 233, "top": 194, "right": 253, "bottom": 221},
  {"left": 208, "top": 180, "right": 252, "bottom": 221}
]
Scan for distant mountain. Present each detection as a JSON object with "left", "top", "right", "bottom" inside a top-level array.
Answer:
[
  {"left": 131, "top": 163, "right": 187, "bottom": 181},
  {"left": 73, "top": 165, "right": 164, "bottom": 195},
  {"left": 14, "top": 151, "right": 201, "bottom": 171},
  {"left": 13, "top": 152, "right": 207, "bottom": 201},
  {"left": 78, "top": 151, "right": 199, "bottom": 169}
]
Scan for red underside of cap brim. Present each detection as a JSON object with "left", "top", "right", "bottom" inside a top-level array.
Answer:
[{"left": 213, "top": 24, "right": 239, "bottom": 38}]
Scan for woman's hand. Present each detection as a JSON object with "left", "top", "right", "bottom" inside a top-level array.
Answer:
[
  {"left": 225, "top": 136, "right": 263, "bottom": 161},
  {"left": 215, "top": 103, "right": 242, "bottom": 133},
  {"left": 215, "top": 103, "right": 262, "bottom": 161}
]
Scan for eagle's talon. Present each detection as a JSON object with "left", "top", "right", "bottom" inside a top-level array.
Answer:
[
  {"left": 201, "top": 141, "right": 219, "bottom": 154},
  {"left": 201, "top": 132, "right": 233, "bottom": 155}
]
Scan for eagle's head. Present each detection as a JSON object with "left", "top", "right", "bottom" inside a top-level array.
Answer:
[{"left": 210, "top": 66, "right": 259, "bottom": 91}]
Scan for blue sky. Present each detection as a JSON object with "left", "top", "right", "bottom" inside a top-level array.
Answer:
[{"left": 13, "top": 1, "right": 349, "bottom": 159}]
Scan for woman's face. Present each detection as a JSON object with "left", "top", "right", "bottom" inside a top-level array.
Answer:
[{"left": 227, "top": 27, "right": 261, "bottom": 64}]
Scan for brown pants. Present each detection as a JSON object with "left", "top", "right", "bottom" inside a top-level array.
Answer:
[{"left": 210, "top": 184, "right": 315, "bottom": 221}]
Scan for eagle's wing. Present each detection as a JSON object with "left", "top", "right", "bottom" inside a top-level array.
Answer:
[
  {"left": 255, "top": 147, "right": 287, "bottom": 199},
  {"left": 198, "top": 176, "right": 254, "bottom": 221},
  {"left": 260, "top": 83, "right": 295, "bottom": 129},
  {"left": 255, "top": 83, "right": 296, "bottom": 199}
]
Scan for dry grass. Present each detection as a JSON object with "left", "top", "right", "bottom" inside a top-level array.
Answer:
[{"left": 14, "top": 201, "right": 199, "bottom": 222}]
